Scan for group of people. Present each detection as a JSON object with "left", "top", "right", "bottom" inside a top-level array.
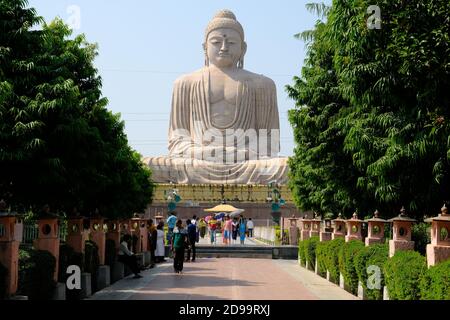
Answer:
[
  {"left": 200, "top": 214, "right": 254, "bottom": 245},
  {"left": 117, "top": 219, "right": 167, "bottom": 279},
  {"left": 117, "top": 212, "right": 256, "bottom": 276}
]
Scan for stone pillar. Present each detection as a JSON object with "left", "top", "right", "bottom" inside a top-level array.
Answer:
[
  {"left": 388, "top": 207, "right": 416, "bottom": 258},
  {"left": 0, "top": 214, "right": 20, "bottom": 297},
  {"left": 90, "top": 217, "right": 106, "bottom": 265},
  {"left": 332, "top": 213, "right": 346, "bottom": 240},
  {"left": 66, "top": 217, "right": 88, "bottom": 253},
  {"left": 310, "top": 219, "right": 321, "bottom": 238},
  {"left": 425, "top": 204, "right": 450, "bottom": 267},
  {"left": 288, "top": 216, "right": 298, "bottom": 245},
  {"left": 138, "top": 219, "right": 149, "bottom": 252},
  {"left": 299, "top": 218, "right": 311, "bottom": 241},
  {"left": 33, "top": 217, "right": 60, "bottom": 281},
  {"left": 106, "top": 220, "right": 121, "bottom": 254},
  {"left": 365, "top": 210, "right": 387, "bottom": 246},
  {"left": 345, "top": 212, "right": 363, "bottom": 242}
]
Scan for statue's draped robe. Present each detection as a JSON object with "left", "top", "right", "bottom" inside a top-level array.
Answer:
[{"left": 143, "top": 68, "right": 288, "bottom": 184}]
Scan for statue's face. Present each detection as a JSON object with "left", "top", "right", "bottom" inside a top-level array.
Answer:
[{"left": 206, "top": 28, "right": 244, "bottom": 68}]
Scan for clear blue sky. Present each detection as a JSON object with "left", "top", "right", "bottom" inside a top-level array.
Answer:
[{"left": 28, "top": 0, "right": 324, "bottom": 157}]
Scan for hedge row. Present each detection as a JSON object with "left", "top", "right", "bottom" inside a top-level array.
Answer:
[{"left": 298, "top": 238, "right": 450, "bottom": 300}]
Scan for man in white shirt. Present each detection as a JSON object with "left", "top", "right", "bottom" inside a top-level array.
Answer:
[
  {"left": 246, "top": 218, "right": 254, "bottom": 238},
  {"left": 118, "top": 234, "right": 142, "bottom": 278}
]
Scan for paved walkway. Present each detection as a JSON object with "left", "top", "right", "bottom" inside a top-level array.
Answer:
[{"left": 89, "top": 258, "right": 357, "bottom": 300}]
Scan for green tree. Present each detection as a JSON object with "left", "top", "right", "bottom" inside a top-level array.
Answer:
[
  {"left": 288, "top": 0, "right": 450, "bottom": 219},
  {"left": 0, "top": 0, "right": 154, "bottom": 218}
]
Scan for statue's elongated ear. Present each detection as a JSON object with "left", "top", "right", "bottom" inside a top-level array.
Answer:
[
  {"left": 203, "top": 43, "right": 209, "bottom": 66},
  {"left": 242, "top": 41, "right": 247, "bottom": 56}
]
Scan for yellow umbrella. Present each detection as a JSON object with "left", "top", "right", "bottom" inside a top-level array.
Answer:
[{"left": 204, "top": 204, "right": 240, "bottom": 212}]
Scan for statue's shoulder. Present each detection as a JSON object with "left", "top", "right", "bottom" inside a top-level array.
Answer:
[
  {"left": 240, "top": 69, "right": 276, "bottom": 89},
  {"left": 174, "top": 68, "right": 204, "bottom": 85}
]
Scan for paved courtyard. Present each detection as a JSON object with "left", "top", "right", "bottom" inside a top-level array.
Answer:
[{"left": 89, "top": 258, "right": 357, "bottom": 300}]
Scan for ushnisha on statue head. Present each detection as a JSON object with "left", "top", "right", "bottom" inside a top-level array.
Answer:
[{"left": 203, "top": 10, "right": 247, "bottom": 69}]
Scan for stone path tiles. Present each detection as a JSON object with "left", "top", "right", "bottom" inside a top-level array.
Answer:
[{"left": 89, "top": 258, "right": 357, "bottom": 300}]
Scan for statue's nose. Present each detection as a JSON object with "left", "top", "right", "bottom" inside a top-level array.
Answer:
[{"left": 220, "top": 41, "right": 229, "bottom": 51}]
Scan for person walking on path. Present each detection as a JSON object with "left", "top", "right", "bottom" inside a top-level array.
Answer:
[
  {"left": 186, "top": 219, "right": 197, "bottom": 262},
  {"left": 155, "top": 222, "right": 166, "bottom": 262},
  {"left": 208, "top": 215, "right": 218, "bottom": 244},
  {"left": 118, "top": 234, "right": 142, "bottom": 278},
  {"left": 191, "top": 215, "right": 199, "bottom": 243},
  {"left": 232, "top": 217, "right": 238, "bottom": 244},
  {"left": 223, "top": 215, "right": 232, "bottom": 245},
  {"left": 238, "top": 215, "right": 247, "bottom": 245},
  {"left": 171, "top": 219, "right": 188, "bottom": 274},
  {"left": 199, "top": 218, "right": 207, "bottom": 238},
  {"left": 246, "top": 218, "right": 254, "bottom": 238}
]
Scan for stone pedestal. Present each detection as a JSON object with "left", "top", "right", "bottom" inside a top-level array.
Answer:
[
  {"left": 80, "top": 273, "right": 92, "bottom": 298},
  {"left": 106, "top": 220, "right": 121, "bottom": 254},
  {"left": 389, "top": 239, "right": 415, "bottom": 258},
  {"left": 383, "top": 286, "right": 389, "bottom": 300},
  {"left": 289, "top": 226, "right": 298, "bottom": 245},
  {"left": 96, "top": 265, "right": 111, "bottom": 290},
  {"left": 66, "top": 217, "right": 88, "bottom": 253},
  {"left": 300, "top": 230, "right": 310, "bottom": 241},
  {"left": 90, "top": 217, "right": 106, "bottom": 265},
  {"left": 425, "top": 205, "right": 450, "bottom": 267},
  {"left": 33, "top": 217, "right": 60, "bottom": 281},
  {"left": 112, "top": 261, "right": 124, "bottom": 283},
  {"left": 52, "top": 282, "right": 66, "bottom": 300},
  {"left": 357, "top": 281, "right": 367, "bottom": 300},
  {"left": 339, "top": 273, "right": 345, "bottom": 289},
  {"left": 320, "top": 231, "right": 332, "bottom": 242},
  {"left": 426, "top": 245, "right": 450, "bottom": 267},
  {"left": 0, "top": 215, "right": 20, "bottom": 297}
]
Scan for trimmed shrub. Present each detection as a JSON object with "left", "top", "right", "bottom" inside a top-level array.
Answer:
[
  {"left": 84, "top": 240, "right": 100, "bottom": 293},
  {"left": 338, "top": 240, "right": 365, "bottom": 294},
  {"left": 26, "top": 250, "right": 57, "bottom": 300},
  {"left": 305, "top": 236, "right": 319, "bottom": 270},
  {"left": 419, "top": 260, "right": 450, "bottom": 300},
  {"left": 0, "top": 262, "right": 7, "bottom": 300},
  {"left": 298, "top": 239, "right": 306, "bottom": 266},
  {"left": 323, "top": 238, "right": 345, "bottom": 284},
  {"left": 412, "top": 223, "right": 431, "bottom": 256},
  {"left": 354, "top": 243, "right": 388, "bottom": 300},
  {"left": 384, "top": 250, "right": 426, "bottom": 300},
  {"left": 315, "top": 241, "right": 328, "bottom": 276}
]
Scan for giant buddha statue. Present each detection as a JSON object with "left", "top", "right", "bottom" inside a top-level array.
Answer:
[{"left": 143, "top": 10, "right": 288, "bottom": 184}]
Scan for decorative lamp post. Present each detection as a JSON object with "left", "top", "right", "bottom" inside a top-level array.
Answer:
[
  {"left": 0, "top": 200, "right": 21, "bottom": 297},
  {"left": 67, "top": 211, "right": 89, "bottom": 254},
  {"left": 425, "top": 204, "right": 450, "bottom": 267},
  {"left": 105, "top": 219, "right": 122, "bottom": 254},
  {"left": 365, "top": 210, "right": 387, "bottom": 246},
  {"left": 320, "top": 214, "right": 333, "bottom": 242},
  {"left": 310, "top": 212, "right": 321, "bottom": 238},
  {"left": 288, "top": 215, "right": 299, "bottom": 245},
  {"left": 387, "top": 206, "right": 416, "bottom": 258},
  {"left": 90, "top": 212, "right": 106, "bottom": 265},
  {"left": 33, "top": 204, "right": 60, "bottom": 281},
  {"left": 299, "top": 215, "right": 312, "bottom": 241},
  {"left": 332, "top": 213, "right": 346, "bottom": 239},
  {"left": 345, "top": 211, "right": 364, "bottom": 242}
]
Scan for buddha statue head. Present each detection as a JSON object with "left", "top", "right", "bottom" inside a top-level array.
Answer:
[{"left": 203, "top": 10, "right": 247, "bottom": 69}]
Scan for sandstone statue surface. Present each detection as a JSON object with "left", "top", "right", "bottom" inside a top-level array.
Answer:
[{"left": 143, "top": 10, "right": 288, "bottom": 184}]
